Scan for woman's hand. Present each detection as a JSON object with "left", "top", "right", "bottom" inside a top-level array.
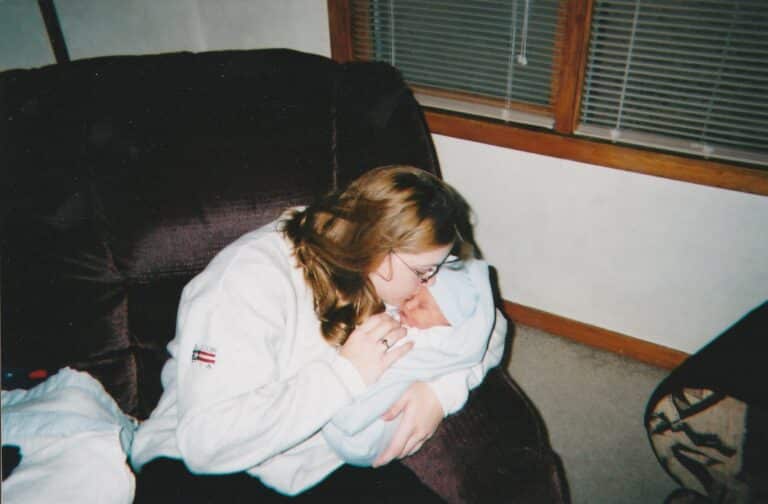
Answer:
[
  {"left": 399, "top": 286, "right": 450, "bottom": 329},
  {"left": 373, "top": 381, "right": 443, "bottom": 467},
  {"left": 339, "top": 313, "right": 412, "bottom": 386}
]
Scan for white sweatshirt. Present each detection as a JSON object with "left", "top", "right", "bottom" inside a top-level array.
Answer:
[{"left": 130, "top": 217, "right": 507, "bottom": 495}]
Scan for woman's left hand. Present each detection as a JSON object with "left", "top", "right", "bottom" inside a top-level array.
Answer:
[{"left": 372, "top": 381, "right": 443, "bottom": 467}]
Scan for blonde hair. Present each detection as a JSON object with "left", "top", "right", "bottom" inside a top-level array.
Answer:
[{"left": 282, "top": 165, "right": 475, "bottom": 346}]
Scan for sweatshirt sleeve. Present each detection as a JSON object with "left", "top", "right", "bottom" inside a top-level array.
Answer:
[
  {"left": 172, "top": 254, "right": 365, "bottom": 474},
  {"left": 427, "top": 307, "right": 508, "bottom": 415}
]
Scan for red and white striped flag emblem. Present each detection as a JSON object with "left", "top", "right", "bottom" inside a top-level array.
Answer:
[{"left": 192, "top": 345, "right": 217, "bottom": 366}]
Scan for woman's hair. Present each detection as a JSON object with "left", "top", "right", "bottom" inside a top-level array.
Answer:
[{"left": 282, "top": 165, "right": 476, "bottom": 346}]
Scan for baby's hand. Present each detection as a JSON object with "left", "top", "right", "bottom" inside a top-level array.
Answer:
[{"left": 399, "top": 286, "right": 450, "bottom": 329}]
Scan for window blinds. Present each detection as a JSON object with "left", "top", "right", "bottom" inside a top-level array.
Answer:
[
  {"left": 350, "top": 0, "right": 564, "bottom": 128},
  {"left": 579, "top": 0, "right": 768, "bottom": 166}
]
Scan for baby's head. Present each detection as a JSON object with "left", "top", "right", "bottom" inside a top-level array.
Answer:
[
  {"left": 428, "top": 265, "right": 478, "bottom": 326},
  {"left": 399, "top": 265, "right": 478, "bottom": 329}
]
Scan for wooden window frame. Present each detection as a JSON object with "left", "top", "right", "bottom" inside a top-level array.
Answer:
[{"left": 328, "top": 0, "right": 768, "bottom": 196}]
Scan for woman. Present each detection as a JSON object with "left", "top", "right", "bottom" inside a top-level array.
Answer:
[{"left": 130, "top": 165, "right": 506, "bottom": 502}]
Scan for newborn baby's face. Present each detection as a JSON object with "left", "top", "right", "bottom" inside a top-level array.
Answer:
[{"left": 399, "top": 285, "right": 450, "bottom": 329}]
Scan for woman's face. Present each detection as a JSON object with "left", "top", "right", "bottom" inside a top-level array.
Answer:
[{"left": 369, "top": 244, "right": 453, "bottom": 307}]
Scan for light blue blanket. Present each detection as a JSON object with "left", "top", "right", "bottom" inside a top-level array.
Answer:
[
  {"left": 322, "top": 258, "right": 495, "bottom": 466},
  {"left": 2, "top": 367, "right": 136, "bottom": 455}
]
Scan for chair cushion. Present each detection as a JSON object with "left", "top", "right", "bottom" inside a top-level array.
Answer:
[{"left": 404, "top": 368, "right": 569, "bottom": 503}]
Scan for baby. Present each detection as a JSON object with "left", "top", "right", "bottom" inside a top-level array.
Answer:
[{"left": 322, "top": 258, "right": 495, "bottom": 466}]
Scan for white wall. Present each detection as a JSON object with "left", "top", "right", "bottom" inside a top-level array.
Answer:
[
  {"left": 2, "top": 0, "right": 765, "bottom": 353},
  {"left": 0, "top": 0, "right": 330, "bottom": 71},
  {"left": 55, "top": 0, "right": 330, "bottom": 61},
  {"left": 436, "top": 137, "right": 768, "bottom": 354},
  {"left": 0, "top": 0, "right": 55, "bottom": 70}
]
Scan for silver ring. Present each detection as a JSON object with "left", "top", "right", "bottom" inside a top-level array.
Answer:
[{"left": 381, "top": 338, "right": 391, "bottom": 350}]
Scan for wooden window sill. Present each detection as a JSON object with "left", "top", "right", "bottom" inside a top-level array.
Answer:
[{"left": 426, "top": 110, "right": 768, "bottom": 197}]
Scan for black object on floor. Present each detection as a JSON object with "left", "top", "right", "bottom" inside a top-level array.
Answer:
[{"left": 2, "top": 445, "right": 22, "bottom": 480}]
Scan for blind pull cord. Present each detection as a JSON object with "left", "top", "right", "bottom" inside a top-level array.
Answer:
[
  {"left": 389, "top": 0, "right": 396, "bottom": 67},
  {"left": 516, "top": 0, "right": 531, "bottom": 66},
  {"left": 612, "top": 0, "right": 642, "bottom": 141},
  {"left": 505, "top": 0, "right": 520, "bottom": 117}
]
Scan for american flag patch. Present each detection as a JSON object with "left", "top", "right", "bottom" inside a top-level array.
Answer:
[{"left": 192, "top": 345, "right": 217, "bottom": 366}]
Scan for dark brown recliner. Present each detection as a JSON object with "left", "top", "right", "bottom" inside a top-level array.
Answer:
[{"left": 1, "top": 48, "right": 568, "bottom": 503}]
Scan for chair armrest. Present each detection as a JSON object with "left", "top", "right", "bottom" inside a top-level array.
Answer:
[{"left": 403, "top": 367, "right": 569, "bottom": 503}]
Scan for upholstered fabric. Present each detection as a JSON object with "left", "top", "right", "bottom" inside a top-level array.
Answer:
[{"left": 405, "top": 368, "right": 569, "bottom": 503}]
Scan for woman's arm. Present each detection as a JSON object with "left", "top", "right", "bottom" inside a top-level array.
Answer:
[
  {"left": 371, "top": 309, "right": 507, "bottom": 467},
  {"left": 174, "top": 260, "right": 410, "bottom": 474},
  {"left": 427, "top": 308, "right": 507, "bottom": 415}
]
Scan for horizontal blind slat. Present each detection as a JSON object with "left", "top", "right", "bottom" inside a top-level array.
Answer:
[
  {"left": 582, "top": 104, "right": 768, "bottom": 133},
  {"left": 583, "top": 97, "right": 768, "bottom": 123},
  {"left": 584, "top": 82, "right": 767, "bottom": 106},
  {"left": 585, "top": 64, "right": 768, "bottom": 87},
  {"left": 587, "top": 49, "right": 768, "bottom": 71},
  {"left": 588, "top": 35, "right": 768, "bottom": 55},
  {"left": 592, "top": 15, "right": 768, "bottom": 34},
  {"left": 581, "top": 117, "right": 767, "bottom": 150},
  {"left": 585, "top": 120, "right": 767, "bottom": 148},
  {"left": 577, "top": 124, "right": 768, "bottom": 165}
]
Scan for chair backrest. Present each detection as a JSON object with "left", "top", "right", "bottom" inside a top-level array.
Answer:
[{"left": 1, "top": 48, "right": 439, "bottom": 418}]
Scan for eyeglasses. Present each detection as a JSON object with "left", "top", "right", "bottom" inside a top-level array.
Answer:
[{"left": 390, "top": 249, "right": 460, "bottom": 284}]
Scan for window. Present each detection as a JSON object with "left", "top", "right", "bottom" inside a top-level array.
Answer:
[
  {"left": 349, "top": 0, "right": 563, "bottom": 128},
  {"left": 329, "top": 0, "right": 768, "bottom": 195},
  {"left": 579, "top": 1, "right": 768, "bottom": 167}
]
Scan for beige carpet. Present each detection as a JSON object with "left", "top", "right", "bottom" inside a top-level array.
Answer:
[{"left": 506, "top": 324, "right": 680, "bottom": 504}]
